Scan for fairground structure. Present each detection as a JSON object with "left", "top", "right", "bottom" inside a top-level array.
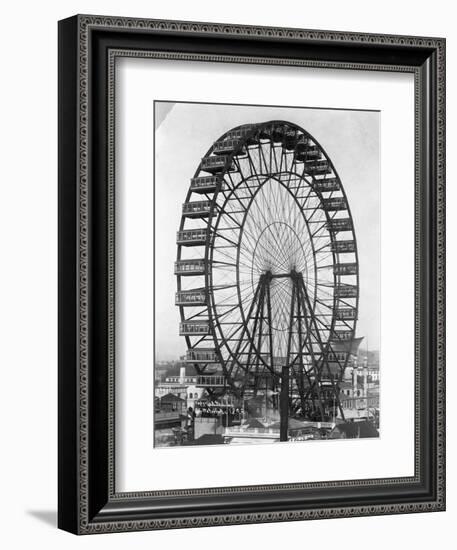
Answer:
[{"left": 164, "top": 121, "right": 378, "bottom": 445}]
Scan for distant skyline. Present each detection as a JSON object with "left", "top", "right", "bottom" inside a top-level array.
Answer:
[{"left": 154, "top": 101, "right": 380, "bottom": 360}]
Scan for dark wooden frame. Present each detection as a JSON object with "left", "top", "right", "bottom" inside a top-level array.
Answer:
[{"left": 58, "top": 14, "right": 446, "bottom": 534}]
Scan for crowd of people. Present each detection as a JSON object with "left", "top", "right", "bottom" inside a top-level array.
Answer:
[{"left": 192, "top": 401, "right": 243, "bottom": 421}]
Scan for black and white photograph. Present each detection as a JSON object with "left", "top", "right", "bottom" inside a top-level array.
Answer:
[{"left": 153, "top": 101, "right": 380, "bottom": 447}]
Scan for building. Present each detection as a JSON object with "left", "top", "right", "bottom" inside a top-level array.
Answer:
[
  {"left": 341, "top": 336, "right": 365, "bottom": 381},
  {"left": 339, "top": 365, "right": 379, "bottom": 422},
  {"left": 367, "top": 364, "right": 380, "bottom": 383},
  {"left": 164, "top": 367, "right": 198, "bottom": 385},
  {"left": 155, "top": 367, "right": 206, "bottom": 406},
  {"left": 186, "top": 384, "right": 206, "bottom": 408},
  {"left": 155, "top": 381, "right": 187, "bottom": 400},
  {"left": 158, "top": 393, "right": 186, "bottom": 415}
]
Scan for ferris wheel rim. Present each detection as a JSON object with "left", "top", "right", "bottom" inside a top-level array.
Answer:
[{"left": 175, "top": 119, "right": 360, "bottom": 410}]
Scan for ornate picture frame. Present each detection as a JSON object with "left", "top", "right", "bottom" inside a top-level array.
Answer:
[{"left": 58, "top": 14, "right": 445, "bottom": 534}]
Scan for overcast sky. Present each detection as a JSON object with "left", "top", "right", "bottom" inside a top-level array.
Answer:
[{"left": 154, "top": 101, "right": 380, "bottom": 360}]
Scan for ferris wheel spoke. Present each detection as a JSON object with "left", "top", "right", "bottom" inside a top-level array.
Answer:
[
  {"left": 269, "top": 143, "right": 278, "bottom": 173},
  {"left": 190, "top": 334, "right": 212, "bottom": 348},
  {"left": 316, "top": 249, "right": 335, "bottom": 263},
  {"left": 309, "top": 220, "right": 329, "bottom": 239},
  {"left": 268, "top": 140, "right": 276, "bottom": 174},
  {"left": 214, "top": 295, "right": 245, "bottom": 315},
  {"left": 182, "top": 307, "right": 210, "bottom": 322},
  {"left": 276, "top": 147, "right": 286, "bottom": 174},
  {"left": 256, "top": 141, "right": 269, "bottom": 174},
  {"left": 246, "top": 217, "right": 289, "bottom": 269},
  {"left": 226, "top": 170, "right": 253, "bottom": 200},
  {"left": 232, "top": 157, "right": 257, "bottom": 196},
  {"left": 242, "top": 156, "right": 280, "bottom": 235},
  {"left": 213, "top": 206, "right": 245, "bottom": 229},
  {"left": 211, "top": 260, "right": 238, "bottom": 268},
  {"left": 302, "top": 200, "right": 325, "bottom": 225},
  {"left": 212, "top": 242, "right": 254, "bottom": 271},
  {"left": 245, "top": 147, "right": 263, "bottom": 181},
  {"left": 314, "top": 240, "right": 333, "bottom": 254}
]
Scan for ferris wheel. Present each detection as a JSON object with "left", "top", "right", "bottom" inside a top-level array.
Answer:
[{"left": 175, "top": 120, "right": 359, "bottom": 421}]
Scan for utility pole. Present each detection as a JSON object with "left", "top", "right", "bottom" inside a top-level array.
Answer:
[{"left": 280, "top": 366, "right": 289, "bottom": 442}]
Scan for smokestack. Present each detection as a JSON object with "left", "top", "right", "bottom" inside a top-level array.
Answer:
[
  {"left": 363, "top": 365, "right": 368, "bottom": 397},
  {"left": 352, "top": 367, "right": 357, "bottom": 396},
  {"left": 179, "top": 366, "right": 185, "bottom": 384},
  {"left": 363, "top": 364, "right": 369, "bottom": 419}
]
